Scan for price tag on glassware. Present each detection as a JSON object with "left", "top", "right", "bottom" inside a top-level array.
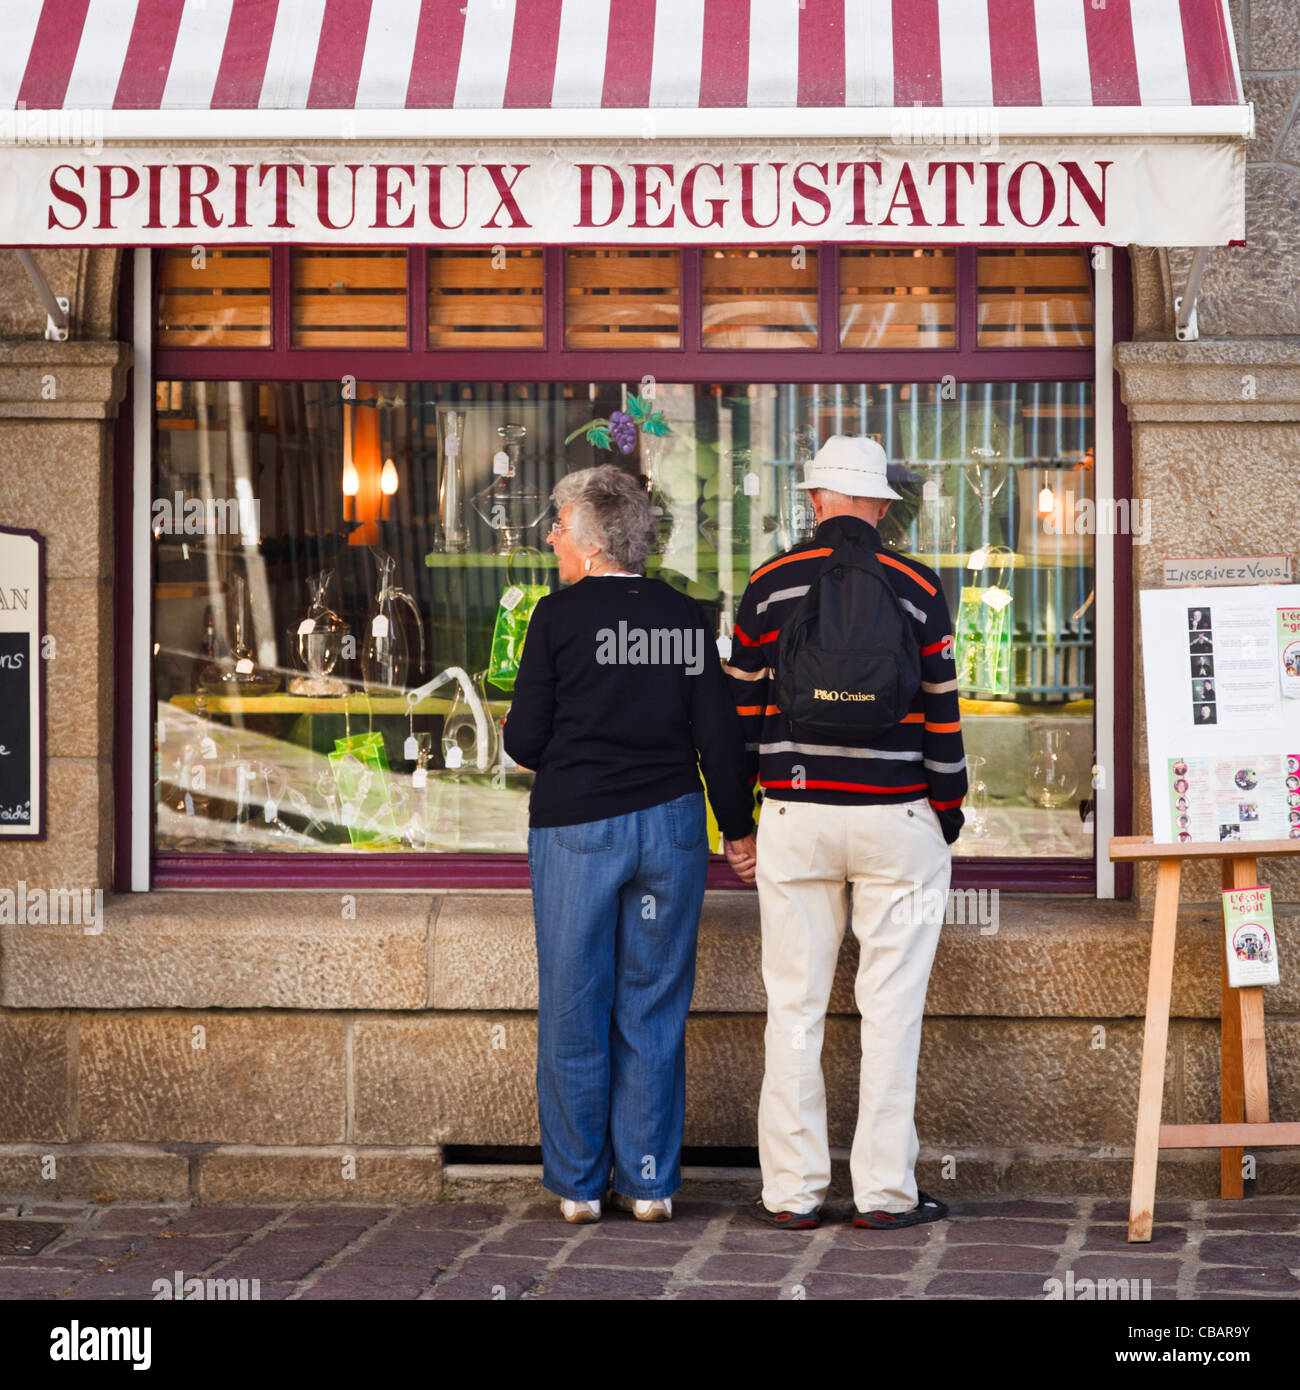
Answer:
[
  {"left": 743, "top": 472, "right": 760, "bottom": 496},
  {"left": 404, "top": 734, "right": 419, "bottom": 761},
  {"left": 981, "top": 587, "right": 1013, "bottom": 612},
  {"left": 371, "top": 615, "right": 389, "bottom": 638},
  {"left": 445, "top": 435, "right": 459, "bottom": 458},
  {"left": 341, "top": 800, "right": 358, "bottom": 825},
  {"left": 412, "top": 767, "right": 427, "bottom": 788},
  {"left": 716, "top": 634, "right": 733, "bottom": 659},
  {"left": 923, "top": 480, "right": 940, "bottom": 502},
  {"left": 263, "top": 799, "right": 278, "bottom": 822},
  {"left": 445, "top": 744, "right": 464, "bottom": 770},
  {"left": 500, "top": 585, "right": 524, "bottom": 611},
  {"left": 235, "top": 657, "right": 254, "bottom": 675},
  {"left": 297, "top": 618, "right": 316, "bottom": 636},
  {"left": 492, "top": 450, "right": 511, "bottom": 475},
  {"left": 200, "top": 737, "right": 217, "bottom": 760}
]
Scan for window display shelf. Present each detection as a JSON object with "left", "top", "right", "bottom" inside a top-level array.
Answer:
[
  {"left": 169, "top": 693, "right": 511, "bottom": 716},
  {"left": 424, "top": 551, "right": 557, "bottom": 569}
]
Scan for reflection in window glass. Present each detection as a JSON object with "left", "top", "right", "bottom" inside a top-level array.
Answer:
[
  {"left": 839, "top": 247, "right": 955, "bottom": 348},
  {"left": 156, "top": 247, "right": 271, "bottom": 347},
  {"left": 428, "top": 247, "right": 544, "bottom": 349},
  {"left": 977, "top": 248, "right": 1093, "bottom": 347},
  {"left": 564, "top": 248, "right": 680, "bottom": 348},
  {"left": 291, "top": 247, "right": 408, "bottom": 347},
  {"left": 153, "top": 379, "right": 1092, "bottom": 860}
]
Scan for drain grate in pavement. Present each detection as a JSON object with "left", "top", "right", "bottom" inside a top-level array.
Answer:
[{"left": 0, "top": 1220, "right": 68, "bottom": 1256}]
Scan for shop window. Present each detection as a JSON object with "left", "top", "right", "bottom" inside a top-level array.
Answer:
[
  {"left": 701, "top": 248, "right": 818, "bottom": 349},
  {"left": 977, "top": 248, "right": 1093, "bottom": 348},
  {"left": 564, "top": 248, "right": 681, "bottom": 349},
  {"left": 156, "top": 247, "right": 271, "bottom": 347},
  {"left": 152, "top": 377, "right": 1093, "bottom": 863},
  {"left": 428, "top": 247, "right": 545, "bottom": 349},
  {"left": 839, "top": 247, "right": 956, "bottom": 349},
  {"left": 290, "top": 247, "right": 408, "bottom": 347}
]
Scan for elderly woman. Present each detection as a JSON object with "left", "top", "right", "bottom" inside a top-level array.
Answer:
[{"left": 503, "top": 465, "right": 756, "bottom": 1224}]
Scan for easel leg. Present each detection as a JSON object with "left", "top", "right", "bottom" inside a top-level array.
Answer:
[
  {"left": 1128, "top": 858, "right": 1181, "bottom": 1243},
  {"left": 1229, "top": 857, "right": 1270, "bottom": 1187},
  {"left": 1220, "top": 860, "right": 1245, "bottom": 1198}
]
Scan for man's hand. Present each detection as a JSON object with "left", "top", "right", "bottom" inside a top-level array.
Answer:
[{"left": 723, "top": 831, "right": 758, "bottom": 884}]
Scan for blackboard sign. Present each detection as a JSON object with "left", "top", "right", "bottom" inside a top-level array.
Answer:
[{"left": 0, "top": 527, "right": 44, "bottom": 840}]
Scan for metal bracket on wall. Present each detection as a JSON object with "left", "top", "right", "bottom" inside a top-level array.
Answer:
[
  {"left": 1173, "top": 247, "right": 1212, "bottom": 343},
  {"left": 14, "top": 250, "right": 70, "bottom": 341}
]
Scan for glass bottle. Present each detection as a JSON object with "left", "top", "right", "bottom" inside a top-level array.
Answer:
[
  {"left": 967, "top": 754, "right": 989, "bottom": 837},
  {"left": 290, "top": 569, "right": 350, "bottom": 696},
  {"left": 201, "top": 572, "right": 279, "bottom": 696},
  {"left": 472, "top": 423, "right": 550, "bottom": 555},
  {"left": 1026, "top": 729, "right": 1078, "bottom": 809},
  {"left": 435, "top": 409, "right": 469, "bottom": 552},
  {"left": 361, "top": 550, "right": 426, "bottom": 694}
]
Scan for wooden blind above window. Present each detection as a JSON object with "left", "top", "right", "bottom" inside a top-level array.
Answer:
[
  {"left": 702, "top": 248, "right": 818, "bottom": 349},
  {"left": 839, "top": 248, "right": 956, "bottom": 349},
  {"left": 428, "top": 248, "right": 544, "bottom": 348},
  {"left": 156, "top": 247, "right": 271, "bottom": 347},
  {"left": 291, "top": 248, "right": 408, "bottom": 348},
  {"left": 977, "top": 248, "right": 1093, "bottom": 348},
  {"left": 564, "top": 249, "right": 680, "bottom": 349}
]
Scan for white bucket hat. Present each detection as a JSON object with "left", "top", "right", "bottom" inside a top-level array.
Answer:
[{"left": 795, "top": 435, "right": 901, "bottom": 501}]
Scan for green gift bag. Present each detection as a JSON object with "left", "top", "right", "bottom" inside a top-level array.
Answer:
[
  {"left": 954, "top": 548, "right": 1014, "bottom": 697},
  {"left": 487, "top": 553, "right": 550, "bottom": 692},
  {"left": 328, "top": 730, "right": 401, "bottom": 848}
]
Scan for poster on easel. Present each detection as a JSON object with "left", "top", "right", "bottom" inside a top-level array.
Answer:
[{"left": 1141, "top": 584, "right": 1300, "bottom": 844}]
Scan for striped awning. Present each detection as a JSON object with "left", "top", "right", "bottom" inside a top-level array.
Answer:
[{"left": 3, "top": 0, "right": 1244, "bottom": 113}]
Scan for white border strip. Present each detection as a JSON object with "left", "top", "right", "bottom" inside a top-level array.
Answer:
[
  {"left": 1093, "top": 246, "right": 1115, "bottom": 899},
  {"left": 50, "top": 104, "right": 1254, "bottom": 142},
  {"left": 131, "top": 247, "right": 151, "bottom": 892}
]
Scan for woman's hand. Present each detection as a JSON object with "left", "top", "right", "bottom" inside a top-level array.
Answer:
[{"left": 723, "top": 832, "right": 758, "bottom": 884}]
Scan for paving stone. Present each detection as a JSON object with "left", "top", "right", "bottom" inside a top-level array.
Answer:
[
  {"left": 0, "top": 1269, "right": 79, "bottom": 1295},
  {"left": 530, "top": 1266, "right": 666, "bottom": 1297},
  {"left": 432, "top": 1255, "right": 548, "bottom": 1300},
  {"left": 1082, "top": 1225, "right": 1189, "bottom": 1251},
  {"left": 1203, "top": 1198, "right": 1300, "bottom": 1214},
  {"left": 347, "top": 1234, "right": 477, "bottom": 1267},
  {"left": 163, "top": 1208, "right": 287, "bottom": 1234},
  {"left": 247, "top": 1283, "right": 298, "bottom": 1300},
  {"left": 601, "top": 1217, "right": 714, "bottom": 1240},
  {"left": 952, "top": 1200, "right": 1077, "bottom": 1220},
  {"left": 946, "top": 1219, "right": 1070, "bottom": 1245},
  {"left": 281, "top": 1206, "right": 391, "bottom": 1226},
  {"left": 1202, "top": 1213, "right": 1299, "bottom": 1232},
  {"left": 391, "top": 1202, "right": 506, "bottom": 1230},
  {"left": 478, "top": 1230, "right": 570, "bottom": 1257},
  {"left": 50, "top": 1236, "right": 152, "bottom": 1259},
  {"left": 568, "top": 1238, "right": 690, "bottom": 1268},
  {"left": 1069, "top": 1255, "right": 1182, "bottom": 1282},
  {"left": 20, "top": 1205, "right": 98, "bottom": 1219},
  {"left": 939, "top": 1244, "right": 1059, "bottom": 1273},
  {"left": 208, "top": 1254, "right": 333, "bottom": 1281},
  {"left": 301, "top": 1266, "right": 431, "bottom": 1298},
  {"left": 1199, "top": 1234, "right": 1300, "bottom": 1266},
  {"left": 828, "top": 1222, "right": 937, "bottom": 1247},
  {"left": 673, "top": 1284, "right": 783, "bottom": 1300},
  {"left": 926, "top": 1272, "right": 1053, "bottom": 1297},
  {"left": 94, "top": 1207, "right": 186, "bottom": 1231},
  {"left": 800, "top": 1272, "right": 911, "bottom": 1299},
  {"left": 815, "top": 1245, "right": 920, "bottom": 1276},
  {"left": 64, "top": 1274, "right": 183, "bottom": 1297},
  {"left": 0, "top": 1253, "right": 104, "bottom": 1271},
  {"left": 693, "top": 1252, "right": 797, "bottom": 1283},
  {"left": 1195, "top": 1265, "right": 1300, "bottom": 1293},
  {"left": 240, "top": 1227, "right": 367, "bottom": 1255}
]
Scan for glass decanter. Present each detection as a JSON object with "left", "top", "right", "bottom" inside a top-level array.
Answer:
[
  {"left": 289, "top": 569, "right": 350, "bottom": 696},
  {"left": 916, "top": 465, "right": 958, "bottom": 554},
  {"left": 441, "top": 670, "right": 497, "bottom": 772},
  {"left": 435, "top": 409, "right": 469, "bottom": 552},
  {"left": 360, "top": 550, "right": 426, "bottom": 694},
  {"left": 200, "top": 572, "right": 279, "bottom": 696},
  {"left": 1026, "top": 729, "right": 1078, "bottom": 809},
  {"left": 472, "top": 423, "right": 551, "bottom": 555}
]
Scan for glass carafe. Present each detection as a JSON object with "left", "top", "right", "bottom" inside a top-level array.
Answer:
[
  {"left": 1026, "top": 729, "right": 1078, "bottom": 809},
  {"left": 472, "top": 423, "right": 550, "bottom": 555},
  {"left": 435, "top": 409, "right": 469, "bottom": 552},
  {"left": 200, "top": 572, "right": 279, "bottom": 696},
  {"left": 289, "top": 569, "right": 350, "bottom": 696},
  {"left": 361, "top": 550, "right": 426, "bottom": 693},
  {"left": 442, "top": 670, "right": 497, "bottom": 772}
]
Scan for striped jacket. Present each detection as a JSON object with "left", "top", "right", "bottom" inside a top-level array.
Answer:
[{"left": 724, "top": 514, "right": 967, "bottom": 843}]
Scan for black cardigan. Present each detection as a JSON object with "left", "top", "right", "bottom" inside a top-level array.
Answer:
[{"left": 502, "top": 575, "right": 756, "bottom": 842}]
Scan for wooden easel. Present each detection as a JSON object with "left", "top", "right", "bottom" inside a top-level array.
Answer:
[{"left": 1110, "top": 836, "right": 1300, "bottom": 1243}]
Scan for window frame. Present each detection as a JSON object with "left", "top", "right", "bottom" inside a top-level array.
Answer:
[{"left": 120, "top": 243, "right": 1134, "bottom": 897}]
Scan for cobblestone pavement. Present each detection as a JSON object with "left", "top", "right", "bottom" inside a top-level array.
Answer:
[{"left": 1, "top": 1192, "right": 1297, "bottom": 1301}]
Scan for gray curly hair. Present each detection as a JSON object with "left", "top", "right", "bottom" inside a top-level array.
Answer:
[{"left": 552, "top": 465, "right": 655, "bottom": 574}]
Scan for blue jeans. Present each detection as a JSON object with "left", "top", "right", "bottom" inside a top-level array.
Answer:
[{"left": 527, "top": 791, "right": 709, "bottom": 1202}]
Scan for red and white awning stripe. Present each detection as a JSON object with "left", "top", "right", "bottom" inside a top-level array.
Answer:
[{"left": 2, "top": 0, "right": 1244, "bottom": 112}]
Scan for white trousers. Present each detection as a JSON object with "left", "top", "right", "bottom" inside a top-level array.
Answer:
[{"left": 755, "top": 798, "right": 951, "bottom": 1214}]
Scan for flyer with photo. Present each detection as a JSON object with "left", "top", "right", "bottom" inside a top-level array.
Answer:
[
  {"left": 1221, "top": 885, "right": 1281, "bottom": 988},
  {"left": 1281, "top": 608, "right": 1300, "bottom": 700},
  {"left": 1167, "top": 752, "right": 1300, "bottom": 844}
]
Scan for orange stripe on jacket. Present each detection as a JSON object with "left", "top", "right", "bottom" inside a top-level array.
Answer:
[
  {"left": 925, "top": 720, "right": 962, "bottom": 733},
  {"left": 878, "top": 552, "right": 937, "bottom": 596},
  {"left": 750, "top": 547, "right": 833, "bottom": 583}
]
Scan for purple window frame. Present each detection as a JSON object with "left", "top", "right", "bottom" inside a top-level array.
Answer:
[{"left": 116, "top": 243, "right": 1135, "bottom": 895}]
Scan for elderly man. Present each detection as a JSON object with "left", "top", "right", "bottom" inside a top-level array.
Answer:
[{"left": 723, "top": 435, "right": 967, "bottom": 1230}]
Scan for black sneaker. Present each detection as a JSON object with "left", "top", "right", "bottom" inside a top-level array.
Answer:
[
  {"left": 745, "top": 1196, "right": 821, "bottom": 1230},
  {"left": 853, "top": 1190, "right": 948, "bottom": 1230}
]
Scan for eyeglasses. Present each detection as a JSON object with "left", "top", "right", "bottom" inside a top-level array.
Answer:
[{"left": 546, "top": 521, "right": 570, "bottom": 538}]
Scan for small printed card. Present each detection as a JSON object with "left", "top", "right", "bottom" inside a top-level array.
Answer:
[
  {"left": 1222, "top": 884, "right": 1281, "bottom": 987},
  {"left": 1280, "top": 608, "right": 1300, "bottom": 699}
]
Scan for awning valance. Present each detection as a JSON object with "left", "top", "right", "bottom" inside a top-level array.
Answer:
[{"left": 0, "top": 0, "right": 1250, "bottom": 248}]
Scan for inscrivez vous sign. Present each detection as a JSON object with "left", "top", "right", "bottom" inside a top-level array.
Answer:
[{"left": 0, "top": 141, "right": 1245, "bottom": 246}]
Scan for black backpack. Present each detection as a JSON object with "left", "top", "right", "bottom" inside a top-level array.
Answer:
[{"left": 773, "top": 534, "right": 922, "bottom": 737}]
